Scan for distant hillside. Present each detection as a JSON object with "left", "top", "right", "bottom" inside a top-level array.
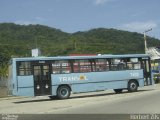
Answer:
[
  {"left": 72, "top": 28, "right": 160, "bottom": 54},
  {"left": 0, "top": 23, "right": 160, "bottom": 76}
]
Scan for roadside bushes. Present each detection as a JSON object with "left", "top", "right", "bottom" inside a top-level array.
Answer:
[{"left": 153, "top": 73, "right": 160, "bottom": 84}]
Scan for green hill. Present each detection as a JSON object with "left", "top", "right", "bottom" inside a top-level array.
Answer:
[
  {"left": 0, "top": 23, "right": 160, "bottom": 76},
  {"left": 72, "top": 28, "right": 160, "bottom": 54}
]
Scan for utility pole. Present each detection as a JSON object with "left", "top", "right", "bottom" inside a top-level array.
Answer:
[
  {"left": 144, "top": 28, "right": 152, "bottom": 54},
  {"left": 74, "top": 39, "right": 77, "bottom": 50},
  {"left": 35, "top": 38, "right": 38, "bottom": 49}
]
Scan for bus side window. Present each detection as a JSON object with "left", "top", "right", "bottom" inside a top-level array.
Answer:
[
  {"left": 133, "top": 62, "right": 141, "bottom": 69},
  {"left": 95, "top": 59, "right": 109, "bottom": 72},
  {"left": 79, "top": 60, "right": 92, "bottom": 73},
  {"left": 73, "top": 60, "right": 80, "bottom": 73},
  {"left": 52, "top": 61, "right": 61, "bottom": 74},
  {"left": 17, "top": 62, "right": 31, "bottom": 76},
  {"left": 117, "top": 62, "right": 125, "bottom": 70},
  {"left": 127, "top": 62, "right": 133, "bottom": 70},
  {"left": 72, "top": 60, "right": 92, "bottom": 73},
  {"left": 61, "top": 61, "right": 71, "bottom": 74},
  {"left": 126, "top": 58, "right": 141, "bottom": 70},
  {"left": 52, "top": 60, "right": 71, "bottom": 74},
  {"left": 110, "top": 59, "right": 120, "bottom": 71}
]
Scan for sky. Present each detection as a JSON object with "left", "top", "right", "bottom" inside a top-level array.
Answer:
[{"left": 0, "top": 0, "right": 160, "bottom": 39}]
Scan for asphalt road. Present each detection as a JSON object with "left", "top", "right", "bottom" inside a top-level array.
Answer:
[
  {"left": 0, "top": 84, "right": 160, "bottom": 115},
  {"left": 55, "top": 88, "right": 160, "bottom": 114},
  {"left": 52, "top": 85, "right": 160, "bottom": 114}
]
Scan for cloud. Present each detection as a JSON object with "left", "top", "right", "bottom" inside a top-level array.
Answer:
[
  {"left": 14, "top": 20, "right": 33, "bottom": 25},
  {"left": 14, "top": 17, "right": 47, "bottom": 25},
  {"left": 130, "top": 11, "right": 146, "bottom": 17},
  {"left": 119, "top": 21, "right": 158, "bottom": 32},
  {"left": 35, "top": 17, "right": 47, "bottom": 22},
  {"left": 94, "top": 0, "right": 115, "bottom": 5}
]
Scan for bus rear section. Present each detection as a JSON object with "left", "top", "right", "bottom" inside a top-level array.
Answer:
[
  {"left": 10, "top": 54, "right": 154, "bottom": 99},
  {"left": 11, "top": 59, "right": 52, "bottom": 97}
]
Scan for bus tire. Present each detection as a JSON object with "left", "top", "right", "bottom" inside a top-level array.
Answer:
[
  {"left": 57, "top": 85, "right": 71, "bottom": 99},
  {"left": 114, "top": 89, "right": 123, "bottom": 94},
  {"left": 128, "top": 80, "right": 138, "bottom": 92}
]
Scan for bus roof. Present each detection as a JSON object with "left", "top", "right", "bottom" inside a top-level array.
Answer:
[{"left": 12, "top": 54, "right": 150, "bottom": 62}]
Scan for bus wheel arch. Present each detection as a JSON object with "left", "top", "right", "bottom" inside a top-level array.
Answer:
[
  {"left": 56, "top": 84, "right": 71, "bottom": 99},
  {"left": 128, "top": 79, "right": 139, "bottom": 92}
]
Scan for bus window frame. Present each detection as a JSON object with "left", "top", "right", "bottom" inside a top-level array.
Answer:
[{"left": 17, "top": 61, "right": 32, "bottom": 76}]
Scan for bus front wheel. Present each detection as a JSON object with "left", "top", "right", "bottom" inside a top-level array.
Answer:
[
  {"left": 128, "top": 80, "right": 138, "bottom": 92},
  {"left": 57, "top": 85, "right": 71, "bottom": 99}
]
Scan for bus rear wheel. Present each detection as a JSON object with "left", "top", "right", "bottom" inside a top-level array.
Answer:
[
  {"left": 57, "top": 85, "right": 71, "bottom": 99},
  {"left": 128, "top": 80, "right": 138, "bottom": 92},
  {"left": 114, "top": 89, "right": 123, "bottom": 94}
]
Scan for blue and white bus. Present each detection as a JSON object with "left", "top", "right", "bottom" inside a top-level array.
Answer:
[{"left": 9, "top": 54, "right": 154, "bottom": 99}]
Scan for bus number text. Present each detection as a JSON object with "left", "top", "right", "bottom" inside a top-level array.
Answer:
[{"left": 130, "top": 73, "right": 139, "bottom": 77}]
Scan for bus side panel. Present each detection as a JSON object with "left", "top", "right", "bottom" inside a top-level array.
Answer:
[
  {"left": 138, "top": 78, "right": 145, "bottom": 87},
  {"left": 51, "top": 86, "right": 58, "bottom": 96},
  {"left": 16, "top": 76, "right": 34, "bottom": 96},
  {"left": 12, "top": 60, "right": 18, "bottom": 95},
  {"left": 51, "top": 70, "right": 144, "bottom": 94},
  {"left": 70, "top": 81, "right": 128, "bottom": 93},
  {"left": 70, "top": 71, "right": 129, "bottom": 93},
  {"left": 150, "top": 73, "right": 155, "bottom": 85},
  {"left": 17, "top": 88, "right": 34, "bottom": 96},
  {"left": 17, "top": 76, "right": 34, "bottom": 87}
]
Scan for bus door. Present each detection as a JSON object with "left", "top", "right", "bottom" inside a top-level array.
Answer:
[
  {"left": 141, "top": 58, "right": 152, "bottom": 86},
  {"left": 33, "top": 64, "right": 52, "bottom": 96}
]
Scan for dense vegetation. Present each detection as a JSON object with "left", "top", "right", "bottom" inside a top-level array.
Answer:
[{"left": 0, "top": 23, "right": 160, "bottom": 77}]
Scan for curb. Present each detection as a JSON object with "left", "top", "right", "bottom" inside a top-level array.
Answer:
[
  {"left": 0, "top": 96, "right": 28, "bottom": 101},
  {"left": 0, "top": 84, "right": 159, "bottom": 101}
]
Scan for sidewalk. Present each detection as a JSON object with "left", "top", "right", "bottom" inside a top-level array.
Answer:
[{"left": 0, "top": 95, "right": 28, "bottom": 101}]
